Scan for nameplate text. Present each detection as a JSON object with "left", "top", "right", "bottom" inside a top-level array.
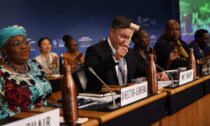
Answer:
[
  {"left": 3, "top": 108, "right": 60, "bottom": 126},
  {"left": 179, "top": 69, "right": 193, "bottom": 86},
  {"left": 121, "top": 82, "right": 148, "bottom": 107}
]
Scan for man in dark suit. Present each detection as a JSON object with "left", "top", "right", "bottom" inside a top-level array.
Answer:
[
  {"left": 84, "top": 16, "right": 167, "bottom": 92},
  {"left": 188, "top": 29, "right": 210, "bottom": 63},
  {"left": 154, "top": 19, "right": 189, "bottom": 70},
  {"left": 188, "top": 29, "right": 210, "bottom": 76}
]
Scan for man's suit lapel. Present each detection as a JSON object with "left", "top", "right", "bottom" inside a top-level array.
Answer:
[{"left": 102, "top": 39, "right": 119, "bottom": 84}]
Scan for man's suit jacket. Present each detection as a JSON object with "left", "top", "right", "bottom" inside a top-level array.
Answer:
[
  {"left": 188, "top": 41, "right": 210, "bottom": 59},
  {"left": 154, "top": 35, "right": 189, "bottom": 69},
  {"left": 84, "top": 39, "right": 146, "bottom": 91}
]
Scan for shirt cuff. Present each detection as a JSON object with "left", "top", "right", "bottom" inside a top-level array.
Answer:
[{"left": 113, "top": 55, "right": 119, "bottom": 63}]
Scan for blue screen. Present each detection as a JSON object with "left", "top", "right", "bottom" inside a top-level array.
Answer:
[{"left": 0, "top": 0, "right": 175, "bottom": 58}]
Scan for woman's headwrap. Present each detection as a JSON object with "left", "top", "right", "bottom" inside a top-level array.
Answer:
[{"left": 0, "top": 25, "right": 26, "bottom": 47}]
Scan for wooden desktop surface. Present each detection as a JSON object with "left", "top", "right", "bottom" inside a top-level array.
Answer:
[
  {"left": 161, "top": 75, "right": 210, "bottom": 95},
  {"left": 9, "top": 107, "right": 99, "bottom": 126},
  {"left": 159, "top": 75, "right": 210, "bottom": 126},
  {"left": 47, "top": 75, "right": 210, "bottom": 125},
  {"left": 47, "top": 75, "right": 64, "bottom": 81},
  {"left": 79, "top": 92, "right": 167, "bottom": 123}
]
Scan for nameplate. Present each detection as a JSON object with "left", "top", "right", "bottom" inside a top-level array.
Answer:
[
  {"left": 3, "top": 108, "right": 60, "bottom": 126},
  {"left": 179, "top": 69, "right": 193, "bottom": 86},
  {"left": 120, "top": 82, "right": 148, "bottom": 107}
]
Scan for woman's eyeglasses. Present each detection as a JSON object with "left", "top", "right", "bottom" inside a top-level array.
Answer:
[{"left": 5, "top": 40, "right": 30, "bottom": 47}]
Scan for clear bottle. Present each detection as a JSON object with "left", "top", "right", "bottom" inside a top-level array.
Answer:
[
  {"left": 147, "top": 54, "right": 158, "bottom": 95},
  {"left": 62, "top": 65, "right": 78, "bottom": 124},
  {"left": 188, "top": 48, "right": 197, "bottom": 80}
]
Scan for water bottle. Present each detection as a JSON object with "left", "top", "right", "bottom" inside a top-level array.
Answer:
[
  {"left": 147, "top": 54, "right": 158, "bottom": 95},
  {"left": 62, "top": 65, "right": 78, "bottom": 124}
]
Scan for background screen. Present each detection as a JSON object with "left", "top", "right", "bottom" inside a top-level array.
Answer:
[
  {"left": 0, "top": 0, "right": 177, "bottom": 58},
  {"left": 180, "top": 0, "right": 210, "bottom": 43}
]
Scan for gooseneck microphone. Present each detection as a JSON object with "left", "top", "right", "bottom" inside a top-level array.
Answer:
[
  {"left": 155, "top": 64, "right": 175, "bottom": 87},
  {"left": 88, "top": 67, "right": 119, "bottom": 109}
]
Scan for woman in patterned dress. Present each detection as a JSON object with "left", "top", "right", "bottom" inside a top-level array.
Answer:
[{"left": 0, "top": 25, "right": 52, "bottom": 119}]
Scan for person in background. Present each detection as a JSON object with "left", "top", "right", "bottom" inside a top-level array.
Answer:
[
  {"left": 0, "top": 25, "right": 52, "bottom": 119},
  {"left": 132, "top": 29, "right": 156, "bottom": 66},
  {"left": 188, "top": 29, "right": 210, "bottom": 76},
  {"left": 34, "top": 37, "right": 59, "bottom": 77},
  {"left": 154, "top": 19, "right": 189, "bottom": 70},
  {"left": 62, "top": 34, "right": 84, "bottom": 72},
  {"left": 188, "top": 29, "right": 210, "bottom": 64},
  {"left": 84, "top": 16, "right": 168, "bottom": 92},
  {"left": 132, "top": 29, "right": 169, "bottom": 80}
]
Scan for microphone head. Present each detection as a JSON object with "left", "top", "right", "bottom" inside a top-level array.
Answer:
[{"left": 88, "top": 67, "right": 95, "bottom": 74}]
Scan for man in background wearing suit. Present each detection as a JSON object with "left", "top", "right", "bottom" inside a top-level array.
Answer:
[
  {"left": 154, "top": 19, "right": 189, "bottom": 70},
  {"left": 188, "top": 29, "right": 210, "bottom": 76},
  {"left": 188, "top": 29, "right": 210, "bottom": 64}
]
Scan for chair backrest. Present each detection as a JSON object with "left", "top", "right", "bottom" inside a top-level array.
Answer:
[{"left": 72, "top": 66, "right": 88, "bottom": 93}]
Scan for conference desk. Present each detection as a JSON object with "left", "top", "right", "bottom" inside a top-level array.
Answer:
[
  {"left": 47, "top": 75, "right": 63, "bottom": 103},
  {"left": 159, "top": 75, "right": 210, "bottom": 126},
  {"left": 48, "top": 89, "right": 167, "bottom": 125},
  {"left": 7, "top": 75, "right": 209, "bottom": 126},
  {"left": 79, "top": 92, "right": 167, "bottom": 126},
  {"left": 78, "top": 75, "right": 210, "bottom": 126},
  {"left": 0, "top": 107, "right": 99, "bottom": 126}
]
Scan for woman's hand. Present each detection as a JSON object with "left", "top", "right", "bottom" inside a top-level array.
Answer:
[
  {"left": 51, "top": 55, "right": 58, "bottom": 68},
  {"left": 75, "top": 53, "right": 83, "bottom": 61}
]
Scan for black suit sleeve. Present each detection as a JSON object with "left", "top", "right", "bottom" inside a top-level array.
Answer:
[
  {"left": 84, "top": 45, "right": 117, "bottom": 91},
  {"left": 126, "top": 49, "right": 147, "bottom": 80}
]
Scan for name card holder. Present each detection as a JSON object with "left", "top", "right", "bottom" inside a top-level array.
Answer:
[
  {"left": 179, "top": 69, "right": 194, "bottom": 86},
  {"left": 3, "top": 108, "right": 60, "bottom": 126},
  {"left": 120, "top": 82, "right": 148, "bottom": 107}
]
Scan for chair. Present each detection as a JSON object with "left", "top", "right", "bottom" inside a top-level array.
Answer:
[{"left": 72, "top": 66, "right": 88, "bottom": 93}]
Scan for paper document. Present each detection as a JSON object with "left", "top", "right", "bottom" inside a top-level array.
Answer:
[
  {"left": 158, "top": 81, "right": 174, "bottom": 89},
  {"left": 79, "top": 92, "right": 116, "bottom": 98},
  {"left": 78, "top": 94, "right": 120, "bottom": 103}
]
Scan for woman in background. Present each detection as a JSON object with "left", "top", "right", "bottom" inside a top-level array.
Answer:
[
  {"left": 132, "top": 29, "right": 169, "bottom": 80},
  {"left": 0, "top": 25, "right": 52, "bottom": 119},
  {"left": 62, "top": 34, "right": 84, "bottom": 72},
  {"left": 132, "top": 29, "right": 156, "bottom": 66},
  {"left": 35, "top": 37, "right": 59, "bottom": 76}
]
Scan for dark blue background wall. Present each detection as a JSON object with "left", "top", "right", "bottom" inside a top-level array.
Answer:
[{"left": 0, "top": 0, "right": 178, "bottom": 58}]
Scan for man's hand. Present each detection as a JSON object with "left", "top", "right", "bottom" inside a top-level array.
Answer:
[
  {"left": 114, "top": 44, "right": 129, "bottom": 61},
  {"left": 169, "top": 49, "right": 180, "bottom": 61},
  {"left": 157, "top": 72, "right": 169, "bottom": 81}
]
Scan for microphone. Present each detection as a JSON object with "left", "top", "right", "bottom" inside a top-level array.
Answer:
[
  {"left": 144, "top": 46, "right": 153, "bottom": 55},
  {"left": 88, "top": 67, "right": 119, "bottom": 109},
  {"left": 155, "top": 64, "right": 176, "bottom": 87}
]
